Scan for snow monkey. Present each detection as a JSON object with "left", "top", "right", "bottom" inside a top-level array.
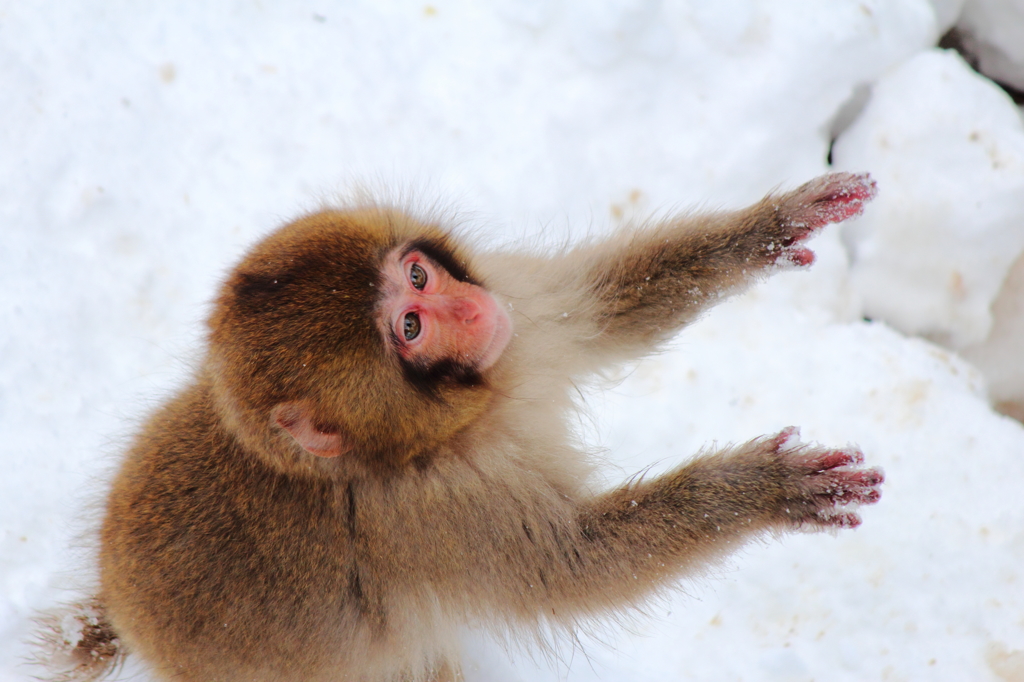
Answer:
[{"left": 40, "top": 173, "right": 883, "bottom": 682}]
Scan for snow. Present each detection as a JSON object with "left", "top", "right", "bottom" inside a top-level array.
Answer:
[
  {"left": 833, "top": 49, "right": 1024, "bottom": 349},
  {"left": 964, "top": 252, "right": 1024, "bottom": 409},
  {"left": 3, "top": 1, "right": 1024, "bottom": 681},
  {"left": 959, "top": 0, "right": 1024, "bottom": 90}
]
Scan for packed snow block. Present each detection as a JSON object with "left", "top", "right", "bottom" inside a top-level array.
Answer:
[
  {"left": 490, "top": 0, "right": 937, "bottom": 215},
  {"left": 929, "top": 0, "right": 967, "bottom": 32},
  {"left": 832, "top": 49, "right": 1024, "bottom": 351},
  {"left": 963, "top": 251, "right": 1024, "bottom": 416},
  {"left": 957, "top": 0, "right": 1024, "bottom": 91}
]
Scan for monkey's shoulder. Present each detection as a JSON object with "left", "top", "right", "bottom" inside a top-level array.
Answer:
[{"left": 103, "top": 382, "right": 348, "bottom": 566}]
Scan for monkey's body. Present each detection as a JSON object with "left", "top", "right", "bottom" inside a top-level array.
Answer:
[
  {"left": 101, "top": 378, "right": 565, "bottom": 681},
  {"left": 103, "top": 381, "right": 362, "bottom": 681},
  {"left": 54, "top": 174, "right": 883, "bottom": 682}
]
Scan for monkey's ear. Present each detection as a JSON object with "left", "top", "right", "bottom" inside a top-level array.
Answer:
[{"left": 271, "top": 402, "right": 349, "bottom": 458}]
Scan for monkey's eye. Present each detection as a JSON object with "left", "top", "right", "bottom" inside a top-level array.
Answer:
[
  {"left": 409, "top": 263, "right": 427, "bottom": 290},
  {"left": 403, "top": 312, "right": 421, "bottom": 340}
]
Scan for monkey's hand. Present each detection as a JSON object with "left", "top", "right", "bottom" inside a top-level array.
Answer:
[
  {"left": 766, "top": 426, "right": 884, "bottom": 530},
  {"left": 769, "top": 171, "right": 877, "bottom": 268}
]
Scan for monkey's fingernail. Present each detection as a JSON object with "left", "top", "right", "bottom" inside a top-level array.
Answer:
[
  {"left": 784, "top": 248, "right": 815, "bottom": 267},
  {"left": 841, "top": 173, "right": 878, "bottom": 202},
  {"left": 864, "top": 469, "right": 884, "bottom": 486},
  {"left": 861, "top": 489, "right": 882, "bottom": 504},
  {"left": 843, "top": 467, "right": 884, "bottom": 488}
]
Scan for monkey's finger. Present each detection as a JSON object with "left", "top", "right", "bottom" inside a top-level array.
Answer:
[
  {"left": 811, "top": 484, "right": 883, "bottom": 508},
  {"left": 781, "top": 444, "right": 865, "bottom": 472},
  {"left": 769, "top": 426, "right": 801, "bottom": 452},
  {"left": 780, "top": 247, "right": 815, "bottom": 267},
  {"left": 805, "top": 447, "right": 866, "bottom": 471},
  {"left": 805, "top": 467, "right": 884, "bottom": 506},
  {"left": 810, "top": 510, "right": 863, "bottom": 529},
  {"left": 783, "top": 172, "right": 878, "bottom": 234},
  {"left": 845, "top": 466, "right": 885, "bottom": 488}
]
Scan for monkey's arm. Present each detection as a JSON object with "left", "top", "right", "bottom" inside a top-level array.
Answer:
[
  {"left": 520, "top": 428, "right": 882, "bottom": 618},
  {"left": 377, "top": 429, "right": 882, "bottom": 625},
  {"left": 562, "top": 173, "right": 875, "bottom": 350}
]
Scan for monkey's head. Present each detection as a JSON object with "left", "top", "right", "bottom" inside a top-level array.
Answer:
[{"left": 206, "top": 208, "right": 512, "bottom": 475}]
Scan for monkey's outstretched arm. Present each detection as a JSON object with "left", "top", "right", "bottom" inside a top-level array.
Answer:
[
  {"left": 534, "top": 429, "right": 881, "bottom": 617},
  {"left": 372, "top": 429, "right": 881, "bottom": 624},
  {"left": 567, "top": 173, "right": 876, "bottom": 349}
]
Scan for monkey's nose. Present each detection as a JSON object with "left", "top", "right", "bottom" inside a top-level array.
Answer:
[{"left": 451, "top": 297, "right": 483, "bottom": 325}]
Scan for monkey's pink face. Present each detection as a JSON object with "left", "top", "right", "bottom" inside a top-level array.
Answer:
[{"left": 379, "top": 248, "right": 512, "bottom": 372}]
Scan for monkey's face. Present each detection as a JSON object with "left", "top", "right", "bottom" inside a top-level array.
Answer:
[
  {"left": 208, "top": 209, "right": 511, "bottom": 474},
  {"left": 377, "top": 244, "right": 512, "bottom": 381}
]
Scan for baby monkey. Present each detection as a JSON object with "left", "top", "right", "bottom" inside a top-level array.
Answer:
[{"left": 41, "top": 173, "right": 882, "bottom": 682}]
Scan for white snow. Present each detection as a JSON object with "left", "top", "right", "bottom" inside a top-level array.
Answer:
[
  {"left": 833, "top": 49, "right": 1024, "bottom": 350},
  {"left": 959, "top": 0, "right": 1024, "bottom": 90},
  {"left": 3, "top": 2, "right": 1024, "bottom": 682},
  {"left": 964, "top": 252, "right": 1024, "bottom": 408}
]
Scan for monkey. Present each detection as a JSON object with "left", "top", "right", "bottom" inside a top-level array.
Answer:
[{"left": 38, "top": 172, "right": 882, "bottom": 682}]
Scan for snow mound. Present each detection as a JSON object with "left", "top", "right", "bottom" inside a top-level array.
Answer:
[
  {"left": 957, "top": 0, "right": 1024, "bottom": 90},
  {"left": 833, "top": 49, "right": 1024, "bottom": 352},
  {"left": 928, "top": 0, "right": 967, "bottom": 32},
  {"left": 963, "top": 252, "right": 1024, "bottom": 414}
]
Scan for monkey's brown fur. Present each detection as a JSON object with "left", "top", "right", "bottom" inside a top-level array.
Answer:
[{"left": 45, "top": 173, "right": 882, "bottom": 682}]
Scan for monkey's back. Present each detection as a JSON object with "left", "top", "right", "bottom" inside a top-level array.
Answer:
[{"left": 99, "top": 380, "right": 365, "bottom": 681}]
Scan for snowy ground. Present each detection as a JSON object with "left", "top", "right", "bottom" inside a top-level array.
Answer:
[{"left": 3, "top": 2, "right": 1024, "bottom": 681}]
